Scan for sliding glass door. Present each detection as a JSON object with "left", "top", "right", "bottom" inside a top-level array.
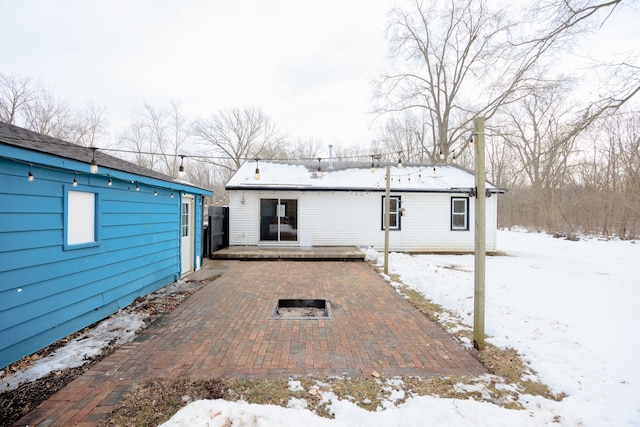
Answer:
[{"left": 259, "top": 198, "right": 298, "bottom": 242}]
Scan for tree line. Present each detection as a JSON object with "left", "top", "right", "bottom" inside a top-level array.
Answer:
[{"left": 2, "top": 0, "right": 638, "bottom": 238}]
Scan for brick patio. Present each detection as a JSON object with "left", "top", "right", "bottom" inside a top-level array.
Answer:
[{"left": 15, "top": 260, "right": 485, "bottom": 426}]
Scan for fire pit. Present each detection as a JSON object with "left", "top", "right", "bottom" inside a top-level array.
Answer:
[{"left": 271, "top": 299, "right": 332, "bottom": 319}]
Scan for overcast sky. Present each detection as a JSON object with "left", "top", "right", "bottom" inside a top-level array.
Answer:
[
  {"left": 2, "top": 1, "right": 638, "bottom": 155},
  {"left": 2, "top": 0, "right": 394, "bottom": 151}
]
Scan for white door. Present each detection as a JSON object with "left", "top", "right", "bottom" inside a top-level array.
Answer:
[{"left": 181, "top": 195, "right": 194, "bottom": 276}]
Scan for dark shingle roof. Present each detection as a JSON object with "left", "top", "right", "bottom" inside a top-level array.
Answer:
[{"left": 0, "top": 121, "right": 183, "bottom": 185}]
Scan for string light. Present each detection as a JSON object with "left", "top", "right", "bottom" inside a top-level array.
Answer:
[
  {"left": 316, "top": 158, "right": 322, "bottom": 178},
  {"left": 178, "top": 155, "right": 185, "bottom": 179},
  {"left": 254, "top": 158, "right": 260, "bottom": 180},
  {"left": 397, "top": 151, "right": 403, "bottom": 168},
  {"left": 90, "top": 147, "right": 98, "bottom": 174},
  {"left": 154, "top": 190, "right": 158, "bottom": 196},
  {"left": 28, "top": 164, "right": 34, "bottom": 182},
  {"left": 73, "top": 173, "right": 78, "bottom": 187},
  {"left": 135, "top": 182, "right": 140, "bottom": 191},
  {"left": 107, "top": 177, "right": 113, "bottom": 186}
]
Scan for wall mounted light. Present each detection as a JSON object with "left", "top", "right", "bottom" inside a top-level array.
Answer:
[
  {"left": 28, "top": 164, "right": 34, "bottom": 182},
  {"left": 254, "top": 158, "right": 260, "bottom": 180},
  {"left": 90, "top": 147, "right": 98, "bottom": 174}
]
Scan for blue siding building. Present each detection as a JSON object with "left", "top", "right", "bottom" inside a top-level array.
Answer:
[{"left": 0, "top": 122, "right": 212, "bottom": 369}]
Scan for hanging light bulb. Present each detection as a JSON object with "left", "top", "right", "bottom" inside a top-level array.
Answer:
[
  {"left": 178, "top": 155, "right": 185, "bottom": 179},
  {"left": 370, "top": 155, "right": 376, "bottom": 173},
  {"left": 73, "top": 173, "right": 78, "bottom": 187},
  {"left": 408, "top": 176, "right": 411, "bottom": 183},
  {"left": 254, "top": 158, "right": 261, "bottom": 180},
  {"left": 433, "top": 166, "right": 437, "bottom": 175},
  {"left": 397, "top": 151, "right": 403, "bottom": 168},
  {"left": 469, "top": 136, "right": 474, "bottom": 149},
  {"left": 439, "top": 148, "right": 445, "bottom": 160},
  {"left": 135, "top": 182, "right": 140, "bottom": 191},
  {"left": 154, "top": 190, "right": 158, "bottom": 196},
  {"left": 90, "top": 147, "right": 98, "bottom": 174},
  {"left": 170, "top": 192, "right": 174, "bottom": 198},
  {"left": 316, "top": 158, "right": 322, "bottom": 178},
  {"left": 452, "top": 153, "right": 457, "bottom": 164},
  {"left": 28, "top": 164, "right": 34, "bottom": 182},
  {"left": 107, "top": 177, "right": 113, "bottom": 186}
]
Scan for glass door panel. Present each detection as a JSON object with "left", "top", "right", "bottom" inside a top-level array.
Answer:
[
  {"left": 279, "top": 199, "right": 297, "bottom": 241},
  {"left": 260, "top": 199, "right": 278, "bottom": 241},
  {"left": 259, "top": 198, "right": 298, "bottom": 242}
]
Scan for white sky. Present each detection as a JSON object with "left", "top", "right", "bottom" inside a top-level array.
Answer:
[
  {"left": 2, "top": 0, "right": 393, "bottom": 149},
  {"left": 2, "top": 0, "right": 638, "bottom": 153}
]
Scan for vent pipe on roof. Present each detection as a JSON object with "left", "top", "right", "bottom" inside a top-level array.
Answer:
[{"left": 328, "top": 144, "right": 334, "bottom": 169}]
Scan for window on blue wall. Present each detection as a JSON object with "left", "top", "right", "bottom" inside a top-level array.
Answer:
[
  {"left": 65, "top": 188, "right": 100, "bottom": 249},
  {"left": 451, "top": 197, "right": 469, "bottom": 230}
]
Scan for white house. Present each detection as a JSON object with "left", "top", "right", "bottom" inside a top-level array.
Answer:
[{"left": 225, "top": 160, "right": 506, "bottom": 252}]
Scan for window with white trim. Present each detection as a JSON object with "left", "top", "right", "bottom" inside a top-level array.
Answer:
[
  {"left": 381, "top": 196, "right": 401, "bottom": 230},
  {"left": 65, "top": 188, "right": 99, "bottom": 248},
  {"left": 451, "top": 197, "right": 469, "bottom": 230}
]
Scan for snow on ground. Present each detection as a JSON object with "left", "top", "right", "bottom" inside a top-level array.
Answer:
[
  {"left": 0, "top": 312, "right": 148, "bottom": 392},
  {"left": 3, "top": 231, "right": 639, "bottom": 426},
  {"left": 162, "top": 231, "right": 640, "bottom": 427}
]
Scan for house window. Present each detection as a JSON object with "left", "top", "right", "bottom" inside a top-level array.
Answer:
[
  {"left": 65, "top": 187, "right": 100, "bottom": 249},
  {"left": 381, "top": 196, "right": 401, "bottom": 230},
  {"left": 451, "top": 197, "right": 469, "bottom": 230},
  {"left": 182, "top": 201, "right": 190, "bottom": 237}
]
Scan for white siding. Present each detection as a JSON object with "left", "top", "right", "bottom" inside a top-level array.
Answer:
[{"left": 228, "top": 189, "right": 499, "bottom": 252}]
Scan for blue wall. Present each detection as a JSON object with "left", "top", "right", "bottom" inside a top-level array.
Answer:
[{"left": 0, "top": 155, "right": 208, "bottom": 369}]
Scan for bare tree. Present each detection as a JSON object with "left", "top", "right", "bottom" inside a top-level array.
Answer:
[
  {"left": 119, "top": 117, "right": 157, "bottom": 170},
  {"left": 22, "top": 89, "right": 75, "bottom": 140},
  {"left": 191, "top": 106, "right": 287, "bottom": 174},
  {"left": 376, "top": 0, "right": 637, "bottom": 163},
  {"left": 71, "top": 100, "right": 108, "bottom": 147},
  {"left": 379, "top": 111, "right": 431, "bottom": 162},
  {"left": 117, "top": 101, "right": 191, "bottom": 176},
  {"left": 283, "top": 138, "right": 324, "bottom": 161},
  {"left": 0, "top": 73, "right": 39, "bottom": 125},
  {"left": 377, "top": 0, "right": 537, "bottom": 160}
]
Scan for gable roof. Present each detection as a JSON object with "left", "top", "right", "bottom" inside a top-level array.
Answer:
[
  {"left": 226, "top": 160, "right": 506, "bottom": 194},
  {"left": 0, "top": 121, "right": 211, "bottom": 194}
]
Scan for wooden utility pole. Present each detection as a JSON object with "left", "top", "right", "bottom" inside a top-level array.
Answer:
[
  {"left": 384, "top": 165, "right": 391, "bottom": 274},
  {"left": 473, "top": 117, "right": 486, "bottom": 350}
]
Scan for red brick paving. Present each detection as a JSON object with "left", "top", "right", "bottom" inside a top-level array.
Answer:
[{"left": 15, "top": 261, "right": 485, "bottom": 426}]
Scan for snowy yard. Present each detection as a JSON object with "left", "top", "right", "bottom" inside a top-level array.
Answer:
[
  {"left": 2, "top": 230, "right": 638, "bottom": 426},
  {"left": 162, "top": 230, "right": 640, "bottom": 426}
]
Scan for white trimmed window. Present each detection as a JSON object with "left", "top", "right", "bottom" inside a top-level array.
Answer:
[
  {"left": 451, "top": 197, "right": 469, "bottom": 230},
  {"left": 381, "top": 196, "right": 401, "bottom": 230}
]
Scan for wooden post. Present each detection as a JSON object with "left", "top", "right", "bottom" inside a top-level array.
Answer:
[
  {"left": 473, "top": 117, "right": 486, "bottom": 350},
  {"left": 384, "top": 165, "right": 391, "bottom": 275}
]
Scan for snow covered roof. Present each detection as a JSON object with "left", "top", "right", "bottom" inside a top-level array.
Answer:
[{"left": 226, "top": 160, "right": 506, "bottom": 194}]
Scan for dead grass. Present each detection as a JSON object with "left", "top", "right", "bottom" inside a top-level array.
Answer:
[{"left": 99, "top": 378, "right": 226, "bottom": 427}]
